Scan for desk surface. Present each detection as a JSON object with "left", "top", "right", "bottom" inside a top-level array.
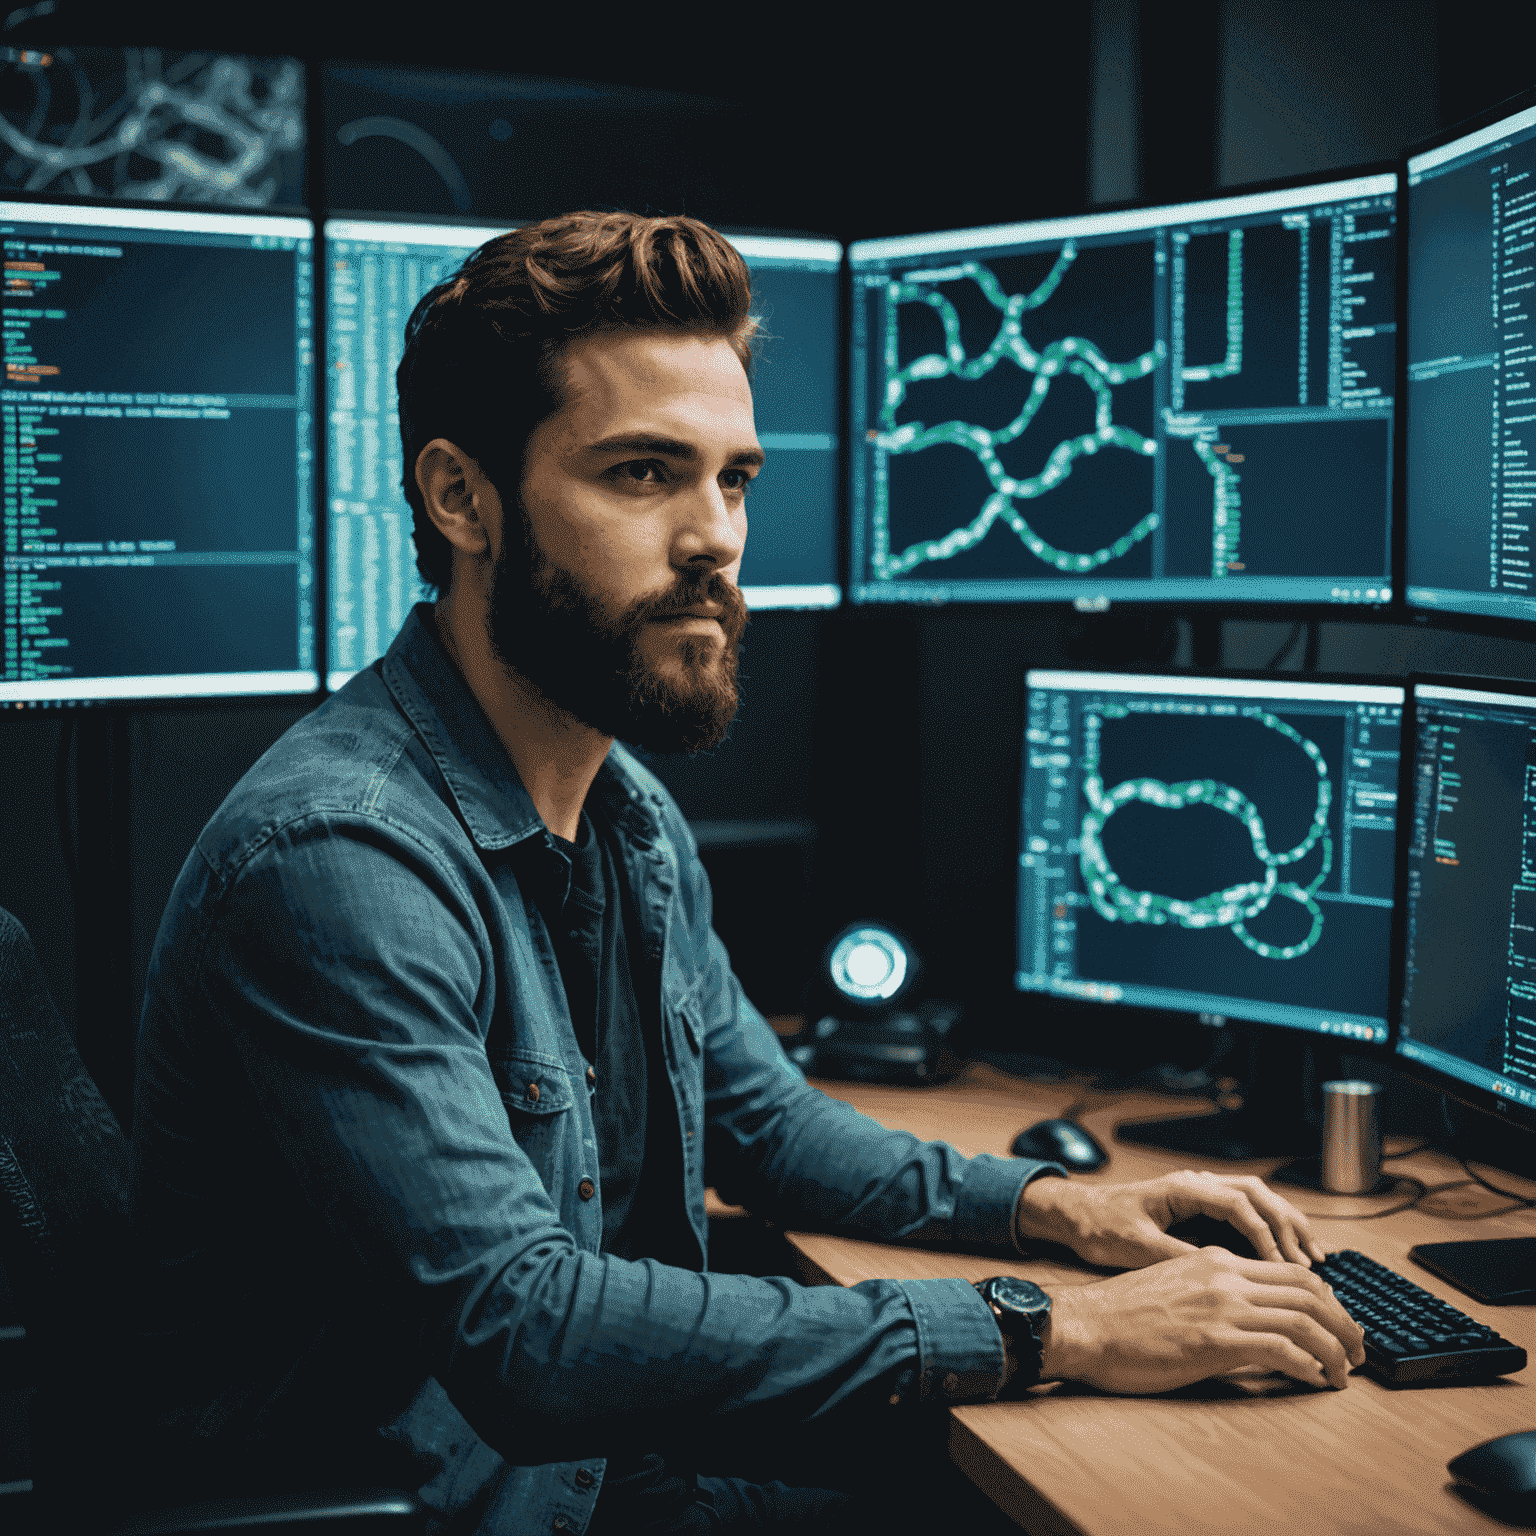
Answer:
[{"left": 782, "top": 1064, "right": 1536, "bottom": 1536}]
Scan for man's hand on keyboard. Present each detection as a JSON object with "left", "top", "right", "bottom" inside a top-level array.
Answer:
[
  {"left": 1040, "top": 1247, "right": 1368, "bottom": 1393},
  {"left": 1014, "top": 1169, "right": 1328, "bottom": 1271}
]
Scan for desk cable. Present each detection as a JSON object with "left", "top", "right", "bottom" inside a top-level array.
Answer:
[{"left": 1285, "top": 1138, "right": 1536, "bottom": 1222}]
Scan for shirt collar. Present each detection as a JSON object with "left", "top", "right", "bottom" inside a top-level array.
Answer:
[{"left": 381, "top": 603, "right": 665, "bottom": 853}]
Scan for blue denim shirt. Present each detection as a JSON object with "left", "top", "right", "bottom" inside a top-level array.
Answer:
[{"left": 129, "top": 604, "right": 1062, "bottom": 1535}]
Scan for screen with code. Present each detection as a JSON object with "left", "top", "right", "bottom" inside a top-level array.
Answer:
[
  {"left": 1397, "top": 682, "right": 1536, "bottom": 1110},
  {"left": 2, "top": 199, "right": 315, "bottom": 705},
  {"left": 1018, "top": 670, "right": 1403, "bottom": 1039},
  {"left": 1406, "top": 102, "right": 1536, "bottom": 624},
  {"left": 850, "top": 173, "right": 1397, "bottom": 609},
  {"left": 324, "top": 221, "right": 842, "bottom": 691}
]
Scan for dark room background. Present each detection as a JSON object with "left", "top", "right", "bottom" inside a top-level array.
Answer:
[{"left": 1, "top": 0, "right": 1532, "bottom": 1132}]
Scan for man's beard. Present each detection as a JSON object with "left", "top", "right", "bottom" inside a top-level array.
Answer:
[{"left": 486, "top": 504, "right": 748, "bottom": 755}]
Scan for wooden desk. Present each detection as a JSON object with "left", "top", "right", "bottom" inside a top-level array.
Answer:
[{"left": 784, "top": 1063, "right": 1536, "bottom": 1536}]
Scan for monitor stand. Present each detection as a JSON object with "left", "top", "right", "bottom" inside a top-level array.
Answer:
[{"left": 1114, "top": 1024, "right": 1325, "bottom": 1162}]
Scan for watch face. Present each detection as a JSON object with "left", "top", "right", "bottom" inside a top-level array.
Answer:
[{"left": 991, "top": 1277, "right": 1050, "bottom": 1315}]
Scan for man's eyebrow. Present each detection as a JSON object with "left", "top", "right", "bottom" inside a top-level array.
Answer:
[{"left": 585, "top": 433, "right": 766, "bottom": 468}]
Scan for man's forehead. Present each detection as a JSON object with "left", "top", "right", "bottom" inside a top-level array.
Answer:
[{"left": 552, "top": 330, "right": 756, "bottom": 445}]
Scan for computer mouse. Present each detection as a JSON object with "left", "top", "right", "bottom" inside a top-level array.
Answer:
[
  {"left": 1450, "top": 1430, "right": 1536, "bottom": 1505},
  {"left": 1011, "top": 1117, "right": 1109, "bottom": 1171}
]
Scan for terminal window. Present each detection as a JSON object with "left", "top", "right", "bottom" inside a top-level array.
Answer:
[
  {"left": 1399, "top": 685, "right": 1536, "bottom": 1109},
  {"left": 1, "top": 200, "right": 315, "bottom": 704},
  {"left": 1406, "top": 105, "right": 1536, "bottom": 624},
  {"left": 1017, "top": 671, "right": 1402, "bottom": 1039},
  {"left": 324, "top": 223, "right": 843, "bottom": 693},
  {"left": 325, "top": 218, "right": 488, "bottom": 691},
  {"left": 850, "top": 174, "right": 1397, "bottom": 608}
]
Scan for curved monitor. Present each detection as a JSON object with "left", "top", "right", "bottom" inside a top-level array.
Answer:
[
  {"left": 2, "top": 196, "right": 317, "bottom": 707},
  {"left": 1405, "top": 90, "right": 1536, "bottom": 628},
  {"left": 849, "top": 171, "right": 1398, "bottom": 610},
  {"left": 1018, "top": 669, "right": 1404, "bottom": 1041},
  {"left": 323, "top": 219, "right": 842, "bottom": 692},
  {"left": 1393, "top": 676, "right": 1536, "bottom": 1134}
]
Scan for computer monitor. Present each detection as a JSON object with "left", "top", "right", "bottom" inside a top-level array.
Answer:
[
  {"left": 1405, "top": 92, "right": 1536, "bottom": 627},
  {"left": 725, "top": 235, "right": 842, "bottom": 611},
  {"left": 2, "top": 196, "right": 317, "bottom": 706},
  {"left": 1018, "top": 669, "right": 1404, "bottom": 1155},
  {"left": 324, "top": 216, "right": 509, "bottom": 690},
  {"left": 323, "top": 219, "right": 842, "bottom": 691},
  {"left": 1392, "top": 676, "right": 1536, "bottom": 1299},
  {"left": 849, "top": 171, "right": 1398, "bottom": 609}
]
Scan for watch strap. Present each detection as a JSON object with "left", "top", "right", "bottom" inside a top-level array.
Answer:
[{"left": 975, "top": 1275, "right": 1049, "bottom": 1390}]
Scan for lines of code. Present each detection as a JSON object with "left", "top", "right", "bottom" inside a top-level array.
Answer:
[
  {"left": 2, "top": 208, "right": 314, "bottom": 701},
  {"left": 1018, "top": 675, "right": 1400, "bottom": 1039},
  {"left": 851, "top": 177, "right": 1397, "bottom": 607},
  {"left": 1400, "top": 695, "right": 1536, "bottom": 1101},
  {"left": 326, "top": 231, "right": 465, "bottom": 688},
  {"left": 1408, "top": 108, "right": 1536, "bottom": 623}
]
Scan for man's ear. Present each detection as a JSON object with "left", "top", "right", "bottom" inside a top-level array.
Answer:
[{"left": 415, "top": 438, "right": 501, "bottom": 561}]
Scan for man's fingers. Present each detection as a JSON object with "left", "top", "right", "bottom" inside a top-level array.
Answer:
[
  {"left": 1243, "top": 1333, "right": 1341, "bottom": 1390},
  {"left": 1243, "top": 1278, "right": 1367, "bottom": 1366},
  {"left": 1197, "top": 1186, "right": 1286, "bottom": 1263},
  {"left": 1231, "top": 1178, "right": 1326, "bottom": 1266},
  {"left": 1235, "top": 1305, "right": 1355, "bottom": 1388},
  {"left": 1193, "top": 1175, "right": 1318, "bottom": 1267}
]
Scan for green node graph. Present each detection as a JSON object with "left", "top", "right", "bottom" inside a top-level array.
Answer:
[
  {"left": 871, "top": 244, "right": 1166, "bottom": 580},
  {"left": 1079, "top": 703, "right": 1333, "bottom": 961}
]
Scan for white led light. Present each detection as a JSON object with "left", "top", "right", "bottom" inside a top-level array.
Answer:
[
  {"left": 845, "top": 942, "right": 894, "bottom": 989},
  {"left": 830, "top": 927, "right": 910, "bottom": 1002}
]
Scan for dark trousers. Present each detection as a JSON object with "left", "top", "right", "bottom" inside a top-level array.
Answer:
[{"left": 586, "top": 1406, "right": 1022, "bottom": 1533}]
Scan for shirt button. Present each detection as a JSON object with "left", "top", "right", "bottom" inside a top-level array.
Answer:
[
  {"left": 526, "top": 1082, "right": 540, "bottom": 1103},
  {"left": 578, "top": 1177, "right": 596, "bottom": 1201},
  {"left": 586, "top": 1066, "right": 597, "bottom": 1085},
  {"left": 575, "top": 1468, "right": 596, "bottom": 1490}
]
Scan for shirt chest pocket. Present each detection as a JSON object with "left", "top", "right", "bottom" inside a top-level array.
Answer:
[{"left": 496, "top": 1053, "right": 579, "bottom": 1181}]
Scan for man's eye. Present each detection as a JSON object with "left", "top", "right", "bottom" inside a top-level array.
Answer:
[
  {"left": 722, "top": 468, "right": 756, "bottom": 492},
  {"left": 616, "top": 459, "right": 667, "bottom": 486}
]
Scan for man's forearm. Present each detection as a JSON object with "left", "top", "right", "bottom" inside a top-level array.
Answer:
[{"left": 1011, "top": 1168, "right": 1076, "bottom": 1251}]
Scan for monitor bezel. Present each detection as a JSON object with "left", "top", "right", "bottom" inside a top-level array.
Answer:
[
  {"left": 1397, "top": 82, "right": 1536, "bottom": 641},
  {"left": 1386, "top": 671, "right": 1536, "bottom": 1139},
  {"left": 0, "top": 185, "right": 313, "bottom": 227},
  {"left": 846, "top": 159, "right": 1403, "bottom": 620},
  {"left": 1015, "top": 663, "right": 1405, "bottom": 1048},
  {"left": 322, "top": 208, "right": 520, "bottom": 242},
  {"left": 1, "top": 187, "right": 322, "bottom": 707}
]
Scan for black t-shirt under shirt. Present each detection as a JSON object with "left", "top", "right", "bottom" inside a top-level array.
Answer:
[
  {"left": 545, "top": 808, "right": 668, "bottom": 1261},
  {"left": 545, "top": 808, "right": 706, "bottom": 1528}
]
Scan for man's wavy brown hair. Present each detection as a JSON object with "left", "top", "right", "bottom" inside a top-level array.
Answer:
[{"left": 396, "top": 211, "right": 759, "bottom": 595}]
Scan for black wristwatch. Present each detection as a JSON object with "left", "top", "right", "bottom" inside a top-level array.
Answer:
[{"left": 975, "top": 1275, "right": 1052, "bottom": 1390}]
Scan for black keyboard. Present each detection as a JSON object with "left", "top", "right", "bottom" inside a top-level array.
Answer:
[{"left": 1316, "top": 1250, "right": 1527, "bottom": 1385}]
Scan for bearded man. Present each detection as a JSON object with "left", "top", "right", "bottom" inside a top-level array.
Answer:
[{"left": 122, "top": 213, "right": 1362, "bottom": 1535}]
